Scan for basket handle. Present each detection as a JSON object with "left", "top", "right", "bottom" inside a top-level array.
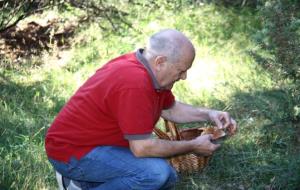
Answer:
[
  {"left": 153, "top": 120, "right": 181, "bottom": 141},
  {"left": 164, "top": 120, "right": 181, "bottom": 141},
  {"left": 153, "top": 127, "right": 171, "bottom": 140}
]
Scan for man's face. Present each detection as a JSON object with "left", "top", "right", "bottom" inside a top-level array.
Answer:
[{"left": 158, "top": 58, "right": 193, "bottom": 90}]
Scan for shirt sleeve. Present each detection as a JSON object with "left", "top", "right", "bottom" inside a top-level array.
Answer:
[
  {"left": 107, "top": 88, "right": 156, "bottom": 140},
  {"left": 162, "top": 90, "right": 175, "bottom": 109}
]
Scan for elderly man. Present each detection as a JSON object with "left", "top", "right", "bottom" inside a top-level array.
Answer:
[{"left": 45, "top": 29, "right": 237, "bottom": 190}]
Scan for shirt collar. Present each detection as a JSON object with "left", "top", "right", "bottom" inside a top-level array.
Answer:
[{"left": 136, "top": 48, "right": 161, "bottom": 90}]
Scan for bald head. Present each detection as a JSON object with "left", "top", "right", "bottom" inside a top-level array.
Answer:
[{"left": 145, "top": 29, "right": 195, "bottom": 64}]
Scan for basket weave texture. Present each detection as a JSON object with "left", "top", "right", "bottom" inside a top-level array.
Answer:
[{"left": 153, "top": 120, "right": 226, "bottom": 173}]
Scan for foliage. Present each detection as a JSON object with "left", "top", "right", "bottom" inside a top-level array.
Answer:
[
  {"left": 63, "top": 0, "right": 132, "bottom": 32},
  {"left": 0, "top": 0, "right": 58, "bottom": 33},
  {"left": 253, "top": 0, "right": 300, "bottom": 82},
  {"left": 0, "top": 0, "right": 132, "bottom": 34},
  {"left": 198, "top": 0, "right": 261, "bottom": 8}
]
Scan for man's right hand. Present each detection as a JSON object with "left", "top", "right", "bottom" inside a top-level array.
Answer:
[
  {"left": 129, "top": 134, "right": 220, "bottom": 158},
  {"left": 190, "top": 134, "right": 220, "bottom": 156}
]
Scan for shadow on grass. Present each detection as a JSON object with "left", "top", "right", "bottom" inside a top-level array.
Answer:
[
  {"left": 176, "top": 88, "right": 300, "bottom": 189},
  {"left": 0, "top": 71, "right": 66, "bottom": 189}
]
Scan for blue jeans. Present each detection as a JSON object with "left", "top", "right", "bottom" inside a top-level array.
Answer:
[{"left": 48, "top": 146, "right": 178, "bottom": 190}]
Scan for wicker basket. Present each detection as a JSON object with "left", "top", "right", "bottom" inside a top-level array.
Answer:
[{"left": 153, "top": 120, "right": 226, "bottom": 173}]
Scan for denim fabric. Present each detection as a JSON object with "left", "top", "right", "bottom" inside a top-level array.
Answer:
[{"left": 49, "top": 146, "right": 178, "bottom": 190}]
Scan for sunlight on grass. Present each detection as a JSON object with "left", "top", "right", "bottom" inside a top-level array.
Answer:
[{"left": 187, "top": 58, "right": 218, "bottom": 92}]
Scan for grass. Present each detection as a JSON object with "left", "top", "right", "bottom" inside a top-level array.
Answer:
[{"left": 1, "top": 2, "right": 299, "bottom": 189}]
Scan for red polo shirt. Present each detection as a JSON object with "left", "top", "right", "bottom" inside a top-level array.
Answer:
[{"left": 45, "top": 49, "right": 175, "bottom": 163}]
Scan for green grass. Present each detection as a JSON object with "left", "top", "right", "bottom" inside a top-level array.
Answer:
[{"left": 1, "top": 2, "right": 299, "bottom": 190}]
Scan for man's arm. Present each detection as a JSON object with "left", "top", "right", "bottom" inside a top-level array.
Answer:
[
  {"left": 129, "top": 101, "right": 237, "bottom": 158},
  {"left": 129, "top": 134, "right": 219, "bottom": 158},
  {"left": 161, "top": 101, "right": 211, "bottom": 123},
  {"left": 161, "top": 101, "right": 237, "bottom": 130}
]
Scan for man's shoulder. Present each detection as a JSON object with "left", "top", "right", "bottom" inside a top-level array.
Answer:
[
  {"left": 99, "top": 52, "right": 151, "bottom": 85},
  {"left": 106, "top": 51, "right": 137, "bottom": 65}
]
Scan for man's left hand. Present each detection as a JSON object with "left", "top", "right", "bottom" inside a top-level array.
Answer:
[{"left": 208, "top": 110, "right": 237, "bottom": 135}]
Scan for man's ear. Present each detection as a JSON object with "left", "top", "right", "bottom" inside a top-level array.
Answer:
[{"left": 154, "top": 56, "right": 167, "bottom": 72}]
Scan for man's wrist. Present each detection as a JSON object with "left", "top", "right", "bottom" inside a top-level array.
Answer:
[
  {"left": 196, "top": 107, "right": 212, "bottom": 121},
  {"left": 186, "top": 139, "right": 198, "bottom": 153}
]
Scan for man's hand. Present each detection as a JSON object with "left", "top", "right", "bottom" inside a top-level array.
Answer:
[
  {"left": 161, "top": 101, "right": 238, "bottom": 135},
  {"left": 190, "top": 134, "right": 220, "bottom": 156},
  {"left": 208, "top": 110, "right": 237, "bottom": 134},
  {"left": 129, "top": 135, "right": 220, "bottom": 158}
]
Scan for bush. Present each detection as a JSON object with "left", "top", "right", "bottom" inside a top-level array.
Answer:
[
  {"left": 0, "top": 0, "right": 58, "bottom": 33},
  {"left": 254, "top": 0, "right": 300, "bottom": 82}
]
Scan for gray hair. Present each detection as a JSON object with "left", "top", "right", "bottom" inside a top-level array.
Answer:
[{"left": 146, "top": 29, "right": 183, "bottom": 63}]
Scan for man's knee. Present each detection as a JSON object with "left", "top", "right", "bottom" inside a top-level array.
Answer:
[
  {"left": 155, "top": 161, "right": 178, "bottom": 189},
  {"left": 137, "top": 159, "right": 178, "bottom": 189}
]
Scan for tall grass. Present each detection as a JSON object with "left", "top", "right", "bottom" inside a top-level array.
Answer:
[{"left": 0, "top": 3, "right": 299, "bottom": 190}]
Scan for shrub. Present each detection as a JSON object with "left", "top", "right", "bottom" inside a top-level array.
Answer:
[{"left": 254, "top": 0, "right": 300, "bottom": 82}]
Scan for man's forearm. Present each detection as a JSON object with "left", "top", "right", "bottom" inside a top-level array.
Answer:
[
  {"left": 129, "top": 138, "right": 195, "bottom": 158},
  {"left": 162, "top": 101, "right": 212, "bottom": 123},
  {"left": 162, "top": 101, "right": 237, "bottom": 130}
]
